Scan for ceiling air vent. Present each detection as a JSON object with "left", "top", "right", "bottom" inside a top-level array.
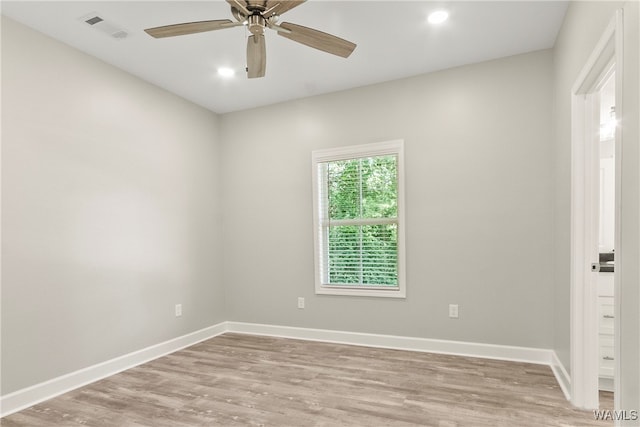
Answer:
[
  {"left": 85, "top": 16, "right": 104, "bottom": 26},
  {"left": 79, "top": 12, "right": 129, "bottom": 40}
]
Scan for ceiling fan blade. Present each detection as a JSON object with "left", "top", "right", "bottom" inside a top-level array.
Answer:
[
  {"left": 226, "top": 0, "right": 251, "bottom": 17},
  {"left": 278, "top": 22, "right": 356, "bottom": 58},
  {"left": 145, "top": 20, "right": 238, "bottom": 38},
  {"left": 264, "top": 1, "right": 306, "bottom": 18},
  {"left": 247, "top": 34, "right": 266, "bottom": 78}
]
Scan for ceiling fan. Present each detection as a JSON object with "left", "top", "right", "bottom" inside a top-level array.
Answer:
[{"left": 144, "top": 0, "right": 357, "bottom": 79}]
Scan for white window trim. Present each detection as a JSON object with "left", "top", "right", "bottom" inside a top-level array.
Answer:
[{"left": 311, "top": 140, "right": 406, "bottom": 298}]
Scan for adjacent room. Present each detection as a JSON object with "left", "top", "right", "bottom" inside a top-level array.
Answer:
[{"left": 2, "top": 1, "right": 639, "bottom": 426}]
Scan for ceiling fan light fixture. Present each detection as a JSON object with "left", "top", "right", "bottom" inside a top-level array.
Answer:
[{"left": 428, "top": 10, "right": 449, "bottom": 25}]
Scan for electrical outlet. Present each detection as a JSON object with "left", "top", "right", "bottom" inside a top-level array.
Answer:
[
  {"left": 297, "top": 297, "right": 305, "bottom": 309},
  {"left": 449, "top": 304, "right": 459, "bottom": 319},
  {"left": 175, "top": 304, "right": 182, "bottom": 317}
]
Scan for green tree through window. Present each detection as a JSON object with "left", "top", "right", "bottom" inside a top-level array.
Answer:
[{"left": 324, "top": 155, "right": 398, "bottom": 287}]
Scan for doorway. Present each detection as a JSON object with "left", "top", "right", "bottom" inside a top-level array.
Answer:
[
  {"left": 596, "top": 70, "right": 616, "bottom": 401},
  {"left": 570, "top": 10, "right": 622, "bottom": 411}
]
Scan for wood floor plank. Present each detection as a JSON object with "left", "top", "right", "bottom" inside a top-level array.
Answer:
[{"left": 2, "top": 333, "right": 613, "bottom": 426}]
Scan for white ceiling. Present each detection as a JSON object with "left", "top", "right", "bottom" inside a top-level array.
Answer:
[{"left": 2, "top": 1, "right": 568, "bottom": 114}]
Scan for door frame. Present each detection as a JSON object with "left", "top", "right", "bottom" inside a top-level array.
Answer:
[{"left": 570, "top": 9, "right": 623, "bottom": 410}]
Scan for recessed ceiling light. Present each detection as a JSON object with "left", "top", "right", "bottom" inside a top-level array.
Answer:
[
  {"left": 217, "top": 67, "right": 235, "bottom": 78},
  {"left": 428, "top": 10, "right": 449, "bottom": 25}
]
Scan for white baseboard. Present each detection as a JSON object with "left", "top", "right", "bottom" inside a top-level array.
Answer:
[
  {"left": 551, "top": 351, "right": 572, "bottom": 400},
  {"left": 1, "top": 321, "right": 572, "bottom": 418},
  {"left": 226, "top": 321, "right": 555, "bottom": 365},
  {"left": 0, "top": 322, "right": 227, "bottom": 417}
]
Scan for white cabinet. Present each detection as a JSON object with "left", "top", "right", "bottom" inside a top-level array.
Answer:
[{"left": 598, "top": 273, "right": 614, "bottom": 391}]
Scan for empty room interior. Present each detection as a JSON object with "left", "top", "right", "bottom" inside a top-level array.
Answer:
[{"left": 1, "top": 1, "right": 640, "bottom": 426}]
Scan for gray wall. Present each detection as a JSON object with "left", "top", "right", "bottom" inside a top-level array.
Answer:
[
  {"left": 1, "top": 17, "right": 226, "bottom": 394},
  {"left": 552, "top": 0, "right": 639, "bottom": 417},
  {"left": 220, "top": 50, "right": 555, "bottom": 348}
]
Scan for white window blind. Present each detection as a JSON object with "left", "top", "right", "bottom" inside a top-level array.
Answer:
[{"left": 312, "top": 140, "right": 405, "bottom": 298}]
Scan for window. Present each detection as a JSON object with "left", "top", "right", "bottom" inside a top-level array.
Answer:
[{"left": 312, "top": 140, "right": 405, "bottom": 298}]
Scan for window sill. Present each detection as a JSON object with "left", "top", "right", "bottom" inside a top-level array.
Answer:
[{"left": 316, "top": 285, "right": 406, "bottom": 299}]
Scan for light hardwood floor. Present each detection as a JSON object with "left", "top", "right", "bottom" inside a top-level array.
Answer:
[{"left": 2, "top": 333, "right": 613, "bottom": 426}]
